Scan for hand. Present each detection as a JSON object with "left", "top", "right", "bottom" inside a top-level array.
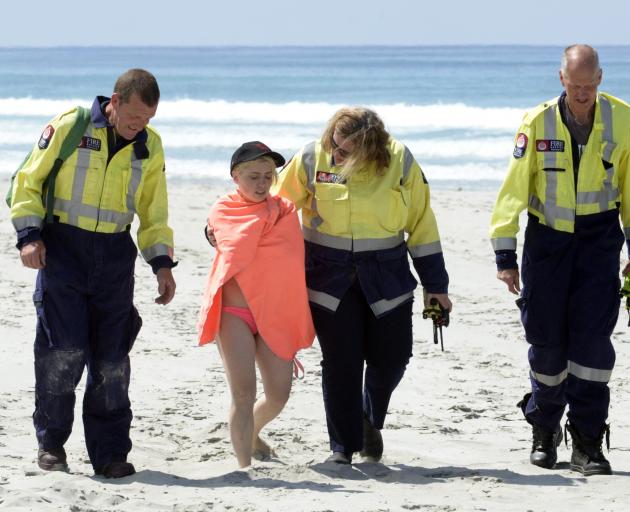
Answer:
[
  {"left": 425, "top": 293, "right": 452, "bottom": 312},
  {"left": 155, "top": 268, "right": 176, "bottom": 305},
  {"left": 205, "top": 225, "right": 217, "bottom": 247},
  {"left": 622, "top": 260, "right": 630, "bottom": 276},
  {"left": 20, "top": 240, "right": 46, "bottom": 269},
  {"left": 497, "top": 268, "right": 520, "bottom": 295}
]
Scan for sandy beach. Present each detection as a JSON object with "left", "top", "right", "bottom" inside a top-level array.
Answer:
[{"left": 1, "top": 182, "right": 630, "bottom": 512}]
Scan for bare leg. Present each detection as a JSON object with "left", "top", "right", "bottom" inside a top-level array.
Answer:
[
  {"left": 217, "top": 311, "right": 257, "bottom": 468},
  {"left": 251, "top": 337, "right": 293, "bottom": 459}
]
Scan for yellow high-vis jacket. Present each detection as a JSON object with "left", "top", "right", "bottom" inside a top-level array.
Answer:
[
  {"left": 490, "top": 92, "right": 630, "bottom": 253},
  {"left": 273, "top": 137, "right": 448, "bottom": 316},
  {"left": 10, "top": 102, "right": 174, "bottom": 263}
]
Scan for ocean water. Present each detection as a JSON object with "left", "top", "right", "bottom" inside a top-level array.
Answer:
[{"left": 1, "top": 46, "right": 629, "bottom": 189}]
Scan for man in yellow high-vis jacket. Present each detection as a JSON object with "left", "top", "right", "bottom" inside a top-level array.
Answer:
[
  {"left": 490, "top": 45, "right": 630, "bottom": 476},
  {"left": 9, "top": 69, "right": 176, "bottom": 478}
]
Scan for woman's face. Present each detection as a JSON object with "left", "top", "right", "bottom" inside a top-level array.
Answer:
[
  {"left": 331, "top": 129, "right": 356, "bottom": 166},
  {"left": 233, "top": 160, "right": 274, "bottom": 202}
]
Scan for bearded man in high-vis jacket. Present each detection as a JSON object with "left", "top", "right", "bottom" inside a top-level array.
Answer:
[
  {"left": 9, "top": 69, "right": 176, "bottom": 478},
  {"left": 490, "top": 45, "right": 630, "bottom": 476}
]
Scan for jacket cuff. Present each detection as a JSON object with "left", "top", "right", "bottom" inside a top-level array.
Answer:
[
  {"left": 16, "top": 227, "right": 42, "bottom": 250},
  {"left": 412, "top": 252, "right": 449, "bottom": 294},
  {"left": 496, "top": 250, "right": 518, "bottom": 271},
  {"left": 149, "top": 255, "right": 178, "bottom": 275}
]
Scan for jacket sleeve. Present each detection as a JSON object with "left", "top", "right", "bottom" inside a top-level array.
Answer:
[
  {"left": 135, "top": 134, "right": 175, "bottom": 265},
  {"left": 272, "top": 147, "right": 310, "bottom": 209},
  {"left": 489, "top": 119, "right": 536, "bottom": 269},
  {"left": 619, "top": 138, "right": 630, "bottom": 257},
  {"left": 404, "top": 149, "right": 449, "bottom": 294},
  {"left": 10, "top": 112, "right": 75, "bottom": 233}
]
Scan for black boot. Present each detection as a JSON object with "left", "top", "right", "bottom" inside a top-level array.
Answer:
[
  {"left": 565, "top": 422, "right": 612, "bottom": 476},
  {"left": 529, "top": 423, "right": 562, "bottom": 469},
  {"left": 516, "top": 392, "right": 562, "bottom": 469},
  {"left": 38, "top": 447, "right": 68, "bottom": 472},
  {"left": 360, "top": 415, "right": 383, "bottom": 462}
]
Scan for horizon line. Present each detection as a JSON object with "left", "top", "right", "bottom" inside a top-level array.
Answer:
[{"left": 1, "top": 43, "right": 630, "bottom": 50}]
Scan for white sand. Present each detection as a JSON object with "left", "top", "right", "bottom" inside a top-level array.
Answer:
[{"left": 1, "top": 183, "right": 630, "bottom": 512}]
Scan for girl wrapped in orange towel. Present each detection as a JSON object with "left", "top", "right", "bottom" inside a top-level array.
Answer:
[{"left": 197, "top": 142, "right": 315, "bottom": 468}]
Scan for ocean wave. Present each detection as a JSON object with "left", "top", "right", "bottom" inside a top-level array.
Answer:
[
  {"left": 0, "top": 119, "right": 515, "bottom": 162},
  {"left": 158, "top": 132, "right": 513, "bottom": 160},
  {"left": 0, "top": 97, "right": 525, "bottom": 131},
  {"left": 0, "top": 146, "right": 509, "bottom": 180},
  {"left": 0, "top": 151, "right": 505, "bottom": 185}
]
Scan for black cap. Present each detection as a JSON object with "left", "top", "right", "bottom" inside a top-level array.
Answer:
[{"left": 230, "top": 141, "right": 286, "bottom": 174}]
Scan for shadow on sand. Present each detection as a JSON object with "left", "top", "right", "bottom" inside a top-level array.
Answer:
[
  {"left": 95, "top": 460, "right": 608, "bottom": 490},
  {"left": 101, "top": 468, "right": 357, "bottom": 493},
  {"left": 308, "top": 461, "right": 584, "bottom": 487}
]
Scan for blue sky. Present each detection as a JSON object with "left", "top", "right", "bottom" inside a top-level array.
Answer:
[{"left": 2, "top": 0, "right": 629, "bottom": 46}]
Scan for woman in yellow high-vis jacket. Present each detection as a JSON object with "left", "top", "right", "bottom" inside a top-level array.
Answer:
[{"left": 273, "top": 107, "right": 451, "bottom": 464}]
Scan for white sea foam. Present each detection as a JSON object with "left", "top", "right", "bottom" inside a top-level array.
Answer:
[
  {"left": 0, "top": 121, "right": 514, "bottom": 163},
  {"left": 0, "top": 97, "right": 525, "bottom": 131},
  {"left": 0, "top": 98, "right": 516, "bottom": 182}
]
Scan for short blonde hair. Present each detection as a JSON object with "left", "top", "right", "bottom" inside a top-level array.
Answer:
[
  {"left": 321, "top": 107, "right": 391, "bottom": 179},
  {"left": 232, "top": 155, "right": 278, "bottom": 182}
]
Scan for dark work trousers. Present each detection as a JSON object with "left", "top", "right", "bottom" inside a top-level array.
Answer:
[
  {"left": 310, "top": 279, "right": 413, "bottom": 455},
  {"left": 32, "top": 223, "right": 142, "bottom": 470},
  {"left": 519, "top": 210, "right": 623, "bottom": 438}
]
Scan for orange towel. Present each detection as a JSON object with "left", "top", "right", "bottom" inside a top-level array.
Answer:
[{"left": 197, "top": 191, "right": 314, "bottom": 361}]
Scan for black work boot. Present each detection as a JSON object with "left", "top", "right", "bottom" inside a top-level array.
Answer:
[
  {"left": 360, "top": 415, "right": 383, "bottom": 462},
  {"left": 565, "top": 422, "right": 612, "bottom": 476},
  {"left": 529, "top": 424, "right": 563, "bottom": 469},
  {"left": 95, "top": 461, "right": 136, "bottom": 479},
  {"left": 38, "top": 447, "right": 69, "bottom": 471},
  {"left": 516, "top": 392, "right": 562, "bottom": 469}
]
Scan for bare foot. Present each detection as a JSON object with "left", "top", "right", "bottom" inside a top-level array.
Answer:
[{"left": 252, "top": 436, "right": 276, "bottom": 461}]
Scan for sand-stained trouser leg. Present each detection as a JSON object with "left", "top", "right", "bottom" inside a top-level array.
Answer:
[
  {"left": 519, "top": 211, "right": 622, "bottom": 437},
  {"left": 32, "top": 223, "right": 142, "bottom": 469},
  {"left": 312, "top": 279, "right": 412, "bottom": 455}
]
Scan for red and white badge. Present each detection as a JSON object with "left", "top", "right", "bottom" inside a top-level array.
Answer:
[
  {"left": 38, "top": 125, "right": 55, "bottom": 150},
  {"left": 513, "top": 132, "right": 528, "bottom": 159},
  {"left": 536, "top": 139, "right": 565, "bottom": 152}
]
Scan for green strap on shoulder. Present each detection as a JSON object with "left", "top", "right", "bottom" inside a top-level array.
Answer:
[{"left": 43, "top": 106, "right": 91, "bottom": 222}]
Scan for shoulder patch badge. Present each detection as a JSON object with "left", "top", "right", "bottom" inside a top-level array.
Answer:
[
  {"left": 78, "top": 136, "right": 102, "bottom": 151},
  {"left": 512, "top": 133, "right": 528, "bottom": 159},
  {"left": 38, "top": 125, "right": 55, "bottom": 149}
]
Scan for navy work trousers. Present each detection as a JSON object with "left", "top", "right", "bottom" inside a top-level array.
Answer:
[
  {"left": 32, "top": 223, "right": 142, "bottom": 470},
  {"left": 519, "top": 211, "right": 623, "bottom": 438},
  {"left": 311, "top": 280, "right": 413, "bottom": 455}
]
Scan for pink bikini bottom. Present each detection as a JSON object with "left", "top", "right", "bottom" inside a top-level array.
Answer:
[
  {"left": 221, "top": 306, "right": 304, "bottom": 379},
  {"left": 222, "top": 306, "right": 258, "bottom": 334}
]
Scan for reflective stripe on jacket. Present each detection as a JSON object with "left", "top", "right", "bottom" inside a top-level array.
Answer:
[
  {"left": 10, "top": 103, "right": 174, "bottom": 262},
  {"left": 490, "top": 92, "right": 630, "bottom": 252},
  {"left": 273, "top": 137, "right": 448, "bottom": 316}
]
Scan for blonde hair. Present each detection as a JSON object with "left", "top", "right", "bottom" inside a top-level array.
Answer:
[
  {"left": 321, "top": 107, "right": 391, "bottom": 180},
  {"left": 232, "top": 156, "right": 278, "bottom": 182}
]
